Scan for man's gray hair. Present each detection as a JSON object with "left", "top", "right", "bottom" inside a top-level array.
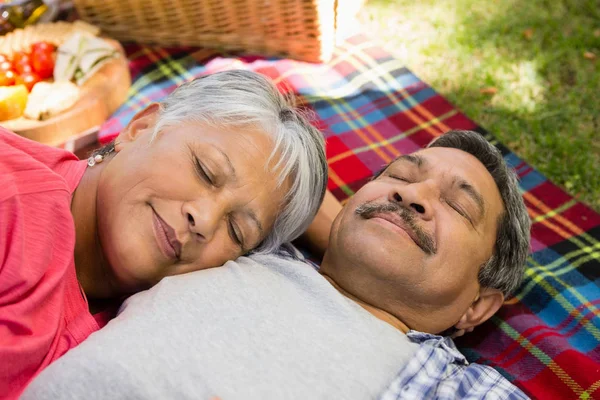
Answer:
[
  {"left": 154, "top": 70, "right": 327, "bottom": 254},
  {"left": 428, "top": 130, "right": 531, "bottom": 297}
]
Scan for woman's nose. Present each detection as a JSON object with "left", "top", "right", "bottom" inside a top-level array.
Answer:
[
  {"left": 388, "top": 181, "right": 436, "bottom": 220},
  {"left": 182, "top": 200, "right": 223, "bottom": 242}
]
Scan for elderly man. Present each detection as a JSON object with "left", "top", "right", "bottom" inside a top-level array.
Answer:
[{"left": 22, "top": 130, "right": 531, "bottom": 399}]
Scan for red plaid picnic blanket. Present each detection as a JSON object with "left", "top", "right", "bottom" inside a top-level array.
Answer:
[{"left": 99, "top": 35, "right": 600, "bottom": 400}]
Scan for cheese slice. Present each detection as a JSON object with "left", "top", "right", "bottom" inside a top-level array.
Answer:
[{"left": 24, "top": 81, "right": 80, "bottom": 121}]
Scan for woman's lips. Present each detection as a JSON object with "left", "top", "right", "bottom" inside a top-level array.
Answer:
[{"left": 151, "top": 208, "right": 182, "bottom": 260}]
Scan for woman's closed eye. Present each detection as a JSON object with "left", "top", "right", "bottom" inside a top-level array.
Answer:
[
  {"left": 192, "top": 154, "right": 215, "bottom": 186},
  {"left": 228, "top": 218, "right": 245, "bottom": 250}
]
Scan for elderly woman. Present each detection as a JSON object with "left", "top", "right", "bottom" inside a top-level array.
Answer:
[{"left": 0, "top": 70, "right": 328, "bottom": 399}]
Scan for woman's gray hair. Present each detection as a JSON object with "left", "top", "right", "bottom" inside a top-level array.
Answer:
[
  {"left": 154, "top": 70, "right": 327, "bottom": 254},
  {"left": 428, "top": 130, "right": 531, "bottom": 297}
]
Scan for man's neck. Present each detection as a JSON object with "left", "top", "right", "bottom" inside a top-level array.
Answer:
[
  {"left": 318, "top": 268, "right": 410, "bottom": 334},
  {"left": 71, "top": 156, "right": 119, "bottom": 302}
]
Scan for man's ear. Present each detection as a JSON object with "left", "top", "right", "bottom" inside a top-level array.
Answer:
[
  {"left": 115, "top": 103, "right": 160, "bottom": 152},
  {"left": 455, "top": 287, "right": 504, "bottom": 331}
]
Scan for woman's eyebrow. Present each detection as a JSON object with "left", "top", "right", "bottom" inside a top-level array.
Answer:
[
  {"left": 211, "top": 145, "right": 237, "bottom": 181},
  {"left": 240, "top": 209, "right": 264, "bottom": 251},
  {"left": 247, "top": 209, "right": 264, "bottom": 238}
]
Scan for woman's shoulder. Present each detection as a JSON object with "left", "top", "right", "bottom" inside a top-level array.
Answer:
[
  {"left": 0, "top": 131, "right": 81, "bottom": 263},
  {"left": 0, "top": 128, "right": 84, "bottom": 275},
  {"left": 0, "top": 127, "right": 85, "bottom": 201}
]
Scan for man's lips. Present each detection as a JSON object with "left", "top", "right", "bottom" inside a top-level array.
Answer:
[
  {"left": 355, "top": 201, "right": 437, "bottom": 255},
  {"left": 370, "top": 212, "right": 423, "bottom": 250},
  {"left": 151, "top": 208, "right": 182, "bottom": 260}
]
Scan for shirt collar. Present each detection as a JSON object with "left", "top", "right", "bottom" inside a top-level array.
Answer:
[{"left": 406, "top": 330, "right": 468, "bottom": 365}]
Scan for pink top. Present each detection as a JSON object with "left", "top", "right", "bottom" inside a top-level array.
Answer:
[{"left": 0, "top": 128, "right": 112, "bottom": 399}]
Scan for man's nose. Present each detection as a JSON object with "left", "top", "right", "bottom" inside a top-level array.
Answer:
[
  {"left": 182, "top": 199, "right": 224, "bottom": 243},
  {"left": 388, "top": 180, "right": 436, "bottom": 220}
]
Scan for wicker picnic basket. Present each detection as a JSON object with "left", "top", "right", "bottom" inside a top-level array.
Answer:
[{"left": 72, "top": 0, "right": 364, "bottom": 62}]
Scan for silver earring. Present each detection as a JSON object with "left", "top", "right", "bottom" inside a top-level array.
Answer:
[{"left": 87, "top": 141, "right": 118, "bottom": 167}]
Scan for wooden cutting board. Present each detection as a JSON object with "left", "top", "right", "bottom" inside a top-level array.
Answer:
[{"left": 0, "top": 39, "right": 131, "bottom": 146}]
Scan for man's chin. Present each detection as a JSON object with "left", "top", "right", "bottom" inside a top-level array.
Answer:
[{"left": 333, "top": 238, "right": 392, "bottom": 273}]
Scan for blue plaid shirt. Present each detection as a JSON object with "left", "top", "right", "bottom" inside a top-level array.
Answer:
[{"left": 379, "top": 331, "right": 530, "bottom": 400}]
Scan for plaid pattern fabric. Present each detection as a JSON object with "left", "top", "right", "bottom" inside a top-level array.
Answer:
[
  {"left": 99, "top": 35, "right": 600, "bottom": 400},
  {"left": 380, "top": 331, "right": 528, "bottom": 400}
]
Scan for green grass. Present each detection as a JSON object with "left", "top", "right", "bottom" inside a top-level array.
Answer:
[{"left": 359, "top": 0, "right": 600, "bottom": 211}]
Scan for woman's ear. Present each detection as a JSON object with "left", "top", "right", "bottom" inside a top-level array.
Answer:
[
  {"left": 455, "top": 287, "right": 504, "bottom": 331},
  {"left": 115, "top": 103, "right": 161, "bottom": 151}
]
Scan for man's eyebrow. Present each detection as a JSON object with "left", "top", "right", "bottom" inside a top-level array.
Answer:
[
  {"left": 373, "top": 153, "right": 427, "bottom": 180},
  {"left": 398, "top": 153, "right": 426, "bottom": 168},
  {"left": 454, "top": 178, "right": 486, "bottom": 219}
]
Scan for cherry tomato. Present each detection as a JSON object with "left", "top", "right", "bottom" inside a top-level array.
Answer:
[
  {"left": 14, "top": 59, "right": 33, "bottom": 74},
  {"left": 0, "top": 70, "right": 16, "bottom": 86},
  {"left": 0, "top": 61, "right": 13, "bottom": 71},
  {"left": 31, "top": 41, "right": 56, "bottom": 55},
  {"left": 31, "top": 51, "right": 54, "bottom": 79},
  {"left": 17, "top": 71, "right": 41, "bottom": 92},
  {"left": 12, "top": 51, "right": 31, "bottom": 67}
]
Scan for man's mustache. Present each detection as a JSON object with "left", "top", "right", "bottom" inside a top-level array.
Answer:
[{"left": 355, "top": 201, "right": 437, "bottom": 255}]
